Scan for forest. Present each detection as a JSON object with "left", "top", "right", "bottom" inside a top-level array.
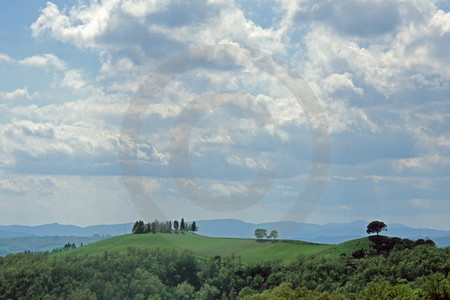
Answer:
[{"left": 0, "top": 239, "right": 448, "bottom": 299}]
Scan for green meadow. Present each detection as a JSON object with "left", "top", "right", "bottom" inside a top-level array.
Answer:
[{"left": 60, "top": 232, "right": 370, "bottom": 263}]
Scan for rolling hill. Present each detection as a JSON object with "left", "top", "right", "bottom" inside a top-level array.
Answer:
[
  {"left": 1, "top": 219, "right": 448, "bottom": 256},
  {"left": 59, "top": 232, "right": 372, "bottom": 263},
  {"left": 0, "top": 222, "right": 132, "bottom": 238},
  {"left": 0, "top": 235, "right": 109, "bottom": 256}
]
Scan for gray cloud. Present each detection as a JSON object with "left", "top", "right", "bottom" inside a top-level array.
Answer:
[{"left": 296, "top": 0, "right": 401, "bottom": 36}]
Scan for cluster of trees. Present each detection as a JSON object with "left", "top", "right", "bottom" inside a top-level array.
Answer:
[
  {"left": 352, "top": 220, "right": 437, "bottom": 258},
  {"left": 51, "top": 242, "right": 82, "bottom": 253},
  {"left": 0, "top": 243, "right": 448, "bottom": 299},
  {"left": 132, "top": 218, "right": 198, "bottom": 234},
  {"left": 254, "top": 228, "right": 278, "bottom": 239},
  {"left": 352, "top": 235, "right": 437, "bottom": 259}
]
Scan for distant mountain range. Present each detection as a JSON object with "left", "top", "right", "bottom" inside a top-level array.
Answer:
[
  {"left": 0, "top": 219, "right": 449, "bottom": 248},
  {"left": 195, "top": 219, "right": 450, "bottom": 247},
  {"left": 0, "top": 223, "right": 133, "bottom": 238},
  {"left": 0, "top": 223, "right": 133, "bottom": 256}
]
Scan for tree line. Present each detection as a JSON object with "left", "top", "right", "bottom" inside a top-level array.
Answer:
[{"left": 132, "top": 218, "right": 198, "bottom": 234}]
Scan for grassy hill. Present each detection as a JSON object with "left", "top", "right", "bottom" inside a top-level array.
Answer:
[
  {"left": 319, "top": 237, "right": 373, "bottom": 258},
  {"left": 59, "top": 232, "right": 373, "bottom": 263}
]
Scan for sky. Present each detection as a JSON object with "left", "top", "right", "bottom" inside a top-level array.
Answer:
[{"left": 0, "top": 0, "right": 449, "bottom": 229}]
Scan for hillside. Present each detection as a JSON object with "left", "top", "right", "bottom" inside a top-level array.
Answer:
[
  {"left": 3, "top": 233, "right": 448, "bottom": 299},
  {"left": 60, "top": 232, "right": 372, "bottom": 262},
  {"left": 319, "top": 237, "right": 373, "bottom": 258}
]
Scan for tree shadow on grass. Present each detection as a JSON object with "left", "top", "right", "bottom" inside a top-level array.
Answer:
[{"left": 255, "top": 239, "right": 279, "bottom": 244}]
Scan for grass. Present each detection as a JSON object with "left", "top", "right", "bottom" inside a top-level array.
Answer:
[
  {"left": 319, "top": 237, "right": 372, "bottom": 259},
  {"left": 58, "top": 232, "right": 373, "bottom": 263}
]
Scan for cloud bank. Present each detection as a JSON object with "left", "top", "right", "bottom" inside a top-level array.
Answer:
[{"left": 0, "top": 0, "right": 448, "bottom": 228}]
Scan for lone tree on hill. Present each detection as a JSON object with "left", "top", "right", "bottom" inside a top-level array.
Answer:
[
  {"left": 366, "top": 221, "right": 387, "bottom": 236},
  {"left": 268, "top": 230, "right": 278, "bottom": 239},
  {"left": 254, "top": 228, "right": 267, "bottom": 239}
]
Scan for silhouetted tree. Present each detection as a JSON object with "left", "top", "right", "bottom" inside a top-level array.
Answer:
[
  {"left": 174, "top": 220, "right": 179, "bottom": 231},
  {"left": 191, "top": 221, "right": 197, "bottom": 232},
  {"left": 132, "top": 220, "right": 145, "bottom": 234},
  {"left": 180, "top": 218, "right": 185, "bottom": 230},
  {"left": 366, "top": 221, "right": 387, "bottom": 236}
]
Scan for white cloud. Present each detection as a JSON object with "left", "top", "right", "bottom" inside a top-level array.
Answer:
[
  {"left": 31, "top": 2, "right": 104, "bottom": 47},
  {"left": 1, "top": 88, "right": 33, "bottom": 101},
  {"left": 0, "top": 118, "right": 120, "bottom": 171},
  {"left": 396, "top": 154, "right": 450, "bottom": 173},
  {"left": 324, "top": 73, "right": 364, "bottom": 96},
  {"left": 301, "top": 3, "right": 450, "bottom": 96},
  {"left": 0, "top": 53, "right": 13, "bottom": 63},
  {"left": 336, "top": 204, "right": 352, "bottom": 210},
  {"left": 0, "top": 176, "right": 55, "bottom": 195},
  {"left": 19, "top": 53, "right": 66, "bottom": 70},
  {"left": 226, "top": 155, "right": 260, "bottom": 169},
  {"left": 61, "top": 70, "right": 86, "bottom": 90},
  {"left": 30, "top": 0, "right": 286, "bottom": 85},
  {"left": 396, "top": 157, "right": 422, "bottom": 170},
  {"left": 120, "top": 0, "right": 171, "bottom": 18}
]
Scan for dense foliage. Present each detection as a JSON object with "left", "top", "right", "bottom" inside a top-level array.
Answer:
[
  {"left": 351, "top": 235, "right": 436, "bottom": 258},
  {"left": 0, "top": 243, "right": 448, "bottom": 299}
]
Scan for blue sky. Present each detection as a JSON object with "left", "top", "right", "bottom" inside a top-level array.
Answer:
[{"left": 0, "top": 0, "right": 449, "bottom": 229}]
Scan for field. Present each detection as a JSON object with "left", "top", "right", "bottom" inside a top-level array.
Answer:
[{"left": 60, "top": 232, "right": 372, "bottom": 263}]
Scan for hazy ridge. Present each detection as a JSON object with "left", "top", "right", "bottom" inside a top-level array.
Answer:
[{"left": 0, "top": 219, "right": 448, "bottom": 256}]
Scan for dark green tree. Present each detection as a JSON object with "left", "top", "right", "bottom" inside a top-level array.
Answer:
[
  {"left": 268, "top": 230, "right": 278, "bottom": 239},
  {"left": 174, "top": 281, "right": 195, "bottom": 299},
  {"left": 174, "top": 220, "right": 179, "bottom": 230},
  {"left": 191, "top": 221, "right": 197, "bottom": 232},
  {"left": 180, "top": 218, "right": 185, "bottom": 231},
  {"left": 144, "top": 223, "right": 151, "bottom": 233},
  {"left": 132, "top": 220, "right": 145, "bottom": 234},
  {"left": 152, "top": 219, "right": 160, "bottom": 233},
  {"left": 366, "top": 220, "right": 387, "bottom": 236},
  {"left": 254, "top": 228, "right": 267, "bottom": 239},
  {"left": 132, "top": 220, "right": 139, "bottom": 233}
]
